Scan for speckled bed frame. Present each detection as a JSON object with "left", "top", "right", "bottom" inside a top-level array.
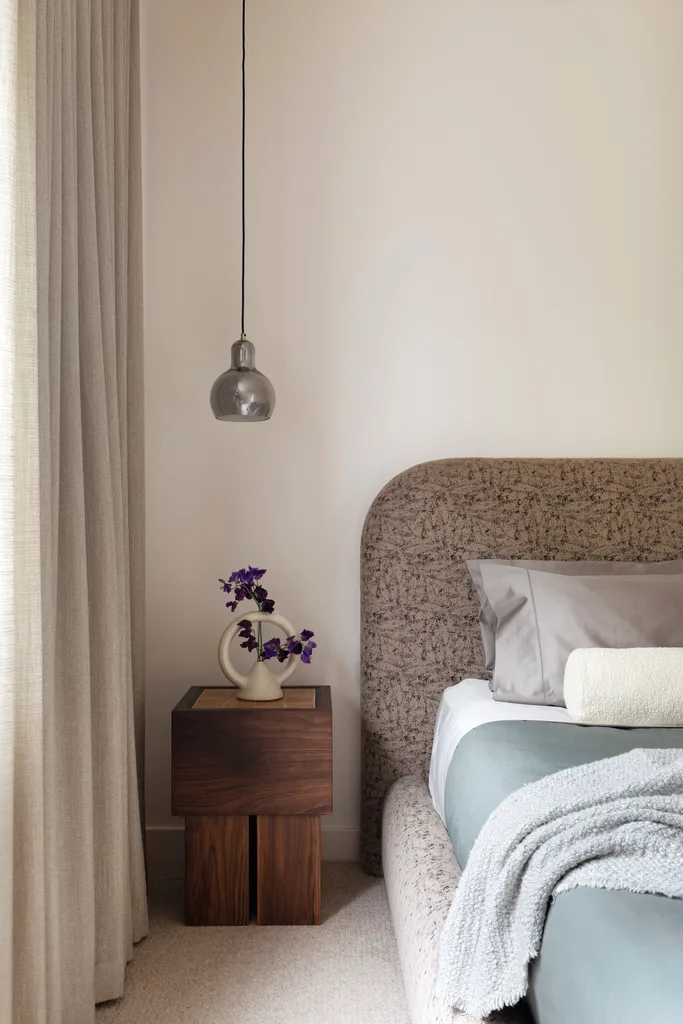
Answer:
[{"left": 361, "top": 457, "right": 683, "bottom": 876}]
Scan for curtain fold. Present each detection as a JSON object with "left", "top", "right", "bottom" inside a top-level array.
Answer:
[
  {"left": 0, "top": 0, "right": 23, "bottom": 1017},
  {"left": 1, "top": 1, "right": 148, "bottom": 1021}
]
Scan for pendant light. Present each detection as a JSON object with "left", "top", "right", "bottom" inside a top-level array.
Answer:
[{"left": 210, "top": 0, "right": 275, "bottom": 422}]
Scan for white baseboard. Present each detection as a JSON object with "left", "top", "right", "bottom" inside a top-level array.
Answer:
[{"left": 145, "top": 825, "right": 360, "bottom": 882}]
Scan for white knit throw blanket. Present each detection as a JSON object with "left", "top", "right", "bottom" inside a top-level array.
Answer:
[{"left": 436, "top": 748, "right": 683, "bottom": 1018}]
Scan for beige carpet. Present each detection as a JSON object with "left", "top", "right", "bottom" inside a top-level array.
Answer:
[{"left": 97, "top": 864, "right": 411, "bottom": 1024}]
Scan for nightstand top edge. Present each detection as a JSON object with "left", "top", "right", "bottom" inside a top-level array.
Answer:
[{"left": 172, "top": 684, "right": 331, "bottom": 713}]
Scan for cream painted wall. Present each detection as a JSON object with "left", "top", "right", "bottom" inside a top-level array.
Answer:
[{"left": 142, "top": 0, "right": 683, "bottom": 854}]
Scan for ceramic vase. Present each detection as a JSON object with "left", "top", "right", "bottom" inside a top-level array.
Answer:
[{"left": 217, "top": 610, "right": 298, "bottom": 701}]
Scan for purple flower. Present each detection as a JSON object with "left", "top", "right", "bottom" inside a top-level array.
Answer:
[
  {"left": 218, "top": 569, "right": 276, "bottom": 615},
  {"left": 262, "top": 638, "right": 280, "bottom": 659},
  {"left": 218, "top": 569, "right": 315, "bottom": 666},
  {"left": 263, "top": 630, "right": 315, "bottom": 665}
]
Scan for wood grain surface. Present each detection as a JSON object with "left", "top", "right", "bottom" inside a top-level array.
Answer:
[
  {"left": 173, "top": 686, "right": 332, "bottom": 925},
  {"left": 184, "top": 815, "right": 249, "bottom": 925},
  {"left": 256, "top": 815, "right": 322, "bottom": 925},
  {"left": 172, "top": 686, "right": 332, "bottom": 816}
]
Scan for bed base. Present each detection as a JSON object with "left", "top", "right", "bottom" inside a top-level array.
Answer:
[{"left": 383, "top": 775, "right": 530, "bottom": 1024}]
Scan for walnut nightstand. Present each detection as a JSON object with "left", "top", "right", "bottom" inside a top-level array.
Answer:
[{"left": 171, "top": 685, "right": 332, "bottom": 926}]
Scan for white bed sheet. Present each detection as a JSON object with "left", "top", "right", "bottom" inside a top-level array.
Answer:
[{"left": 428, "top": 679, "right": 572, "bottom": 823}]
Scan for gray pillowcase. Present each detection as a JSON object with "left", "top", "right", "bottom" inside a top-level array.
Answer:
[
  {"left": 467, "top": 558, "right": 683, "bottom": 672},
  {"left": 477, "top": 562, "right": 683, "bottom": 705}
]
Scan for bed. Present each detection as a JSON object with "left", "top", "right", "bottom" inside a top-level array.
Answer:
[{"left": 360, "top": 457, "right": 683, "bottom": 1024}]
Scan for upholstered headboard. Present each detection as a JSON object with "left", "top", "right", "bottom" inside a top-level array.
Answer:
[{"left": 360, "top": 458, "right": 683, "bottom": 875}]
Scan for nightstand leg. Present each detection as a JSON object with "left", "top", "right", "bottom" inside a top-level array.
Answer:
[
  {"left": 185, "top": 815, "right": 249, "bottom": 925},
  {"left": 256, "top": 815, "right": 322, "bottom": 925}
]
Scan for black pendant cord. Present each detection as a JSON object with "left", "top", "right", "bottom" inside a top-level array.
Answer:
[{"left": 241, "top": 0, "right": 246, "bottom": 339}]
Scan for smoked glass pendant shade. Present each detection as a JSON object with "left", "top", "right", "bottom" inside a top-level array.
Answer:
[{"left": 210, "top": 339, "right": 275, "bottom": 422}]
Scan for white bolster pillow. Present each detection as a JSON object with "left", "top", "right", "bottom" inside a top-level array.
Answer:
[{"left": 564, "top": 648, "right": 683, "bottom": 727}]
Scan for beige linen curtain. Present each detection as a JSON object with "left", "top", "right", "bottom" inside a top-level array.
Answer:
[{"left": 1, "top": 2, "right": 148, "bottom": 1022}]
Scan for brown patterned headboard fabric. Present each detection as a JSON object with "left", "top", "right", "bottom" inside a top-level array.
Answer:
[{"left": 360, "top": 458, "right": 683, "bottom": 875}]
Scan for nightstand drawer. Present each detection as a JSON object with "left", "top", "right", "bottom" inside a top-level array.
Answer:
[{"left": 171, "top": 689, "right": 332, "bottom": 816}]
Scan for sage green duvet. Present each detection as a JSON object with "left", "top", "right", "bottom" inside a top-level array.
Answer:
[{"left": 443, "top": 721, "right": 683, "bottom": 1024}]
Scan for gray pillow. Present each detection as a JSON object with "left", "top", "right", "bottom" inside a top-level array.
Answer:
[
  {"left": 467, "top": 558, "right": 683, "bottom": 672},
  {"left": 477, "top": 562, "right": 683, "bottom": 706}
]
